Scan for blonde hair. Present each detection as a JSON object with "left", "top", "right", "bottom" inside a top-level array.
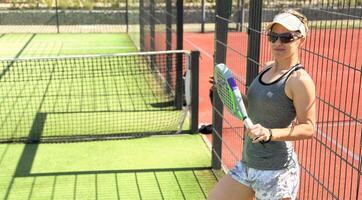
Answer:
[{"left": 282, "top": 9, "right": 309, "bottom": 35}]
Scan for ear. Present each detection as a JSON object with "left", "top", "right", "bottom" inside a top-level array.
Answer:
[{"left": 298, "top": 37, "right": 306, "bottom": 47}]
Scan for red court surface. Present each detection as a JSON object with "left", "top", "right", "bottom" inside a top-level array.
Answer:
[{"left": 184, "top": 31, "right": 361, "bottom": 200}]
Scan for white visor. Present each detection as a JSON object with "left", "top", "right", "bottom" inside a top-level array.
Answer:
[{"left": 266, "top": 13, "right": 306, "bottom": 37}]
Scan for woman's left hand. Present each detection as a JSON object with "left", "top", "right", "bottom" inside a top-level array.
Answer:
[{"left": 247, "top": 124, "right": 271, "bottom": 143}]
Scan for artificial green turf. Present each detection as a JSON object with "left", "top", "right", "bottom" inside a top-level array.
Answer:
[
  {"left": 0, "top": 134, "right": 217, "bottom": 200},
  {"left": 0, "top": 33, "right": 214, "bottom": 199},
  {"left": 0, "top": 41, "right": 186, "bottom": 140},
  {"left": 32, "top": 134, "right": 210, "bottom": 172},
  {"left": 0, "top": 33, "right": 138, "bottom": 59},
  {"left": 0, "top": 34, "right": 34, "bottom": 58},
  {"left": 21, "top": 33, "right": 138, "bottom": 57}
]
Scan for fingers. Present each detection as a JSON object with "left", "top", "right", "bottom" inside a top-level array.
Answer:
[
  {"left": 252, "top": 135, "right": 268, "bottom": 144},
  {"left": 247, "top": 124, "right": 269, "bottom": 144},
  {"left": 209, "top": 75, "right": 214, "bottom": 84}
]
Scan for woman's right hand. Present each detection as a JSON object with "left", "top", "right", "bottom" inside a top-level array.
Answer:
[{"left": 247, "top": 124, "right": 271, "bottom": 143}]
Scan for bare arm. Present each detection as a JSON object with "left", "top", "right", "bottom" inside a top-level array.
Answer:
[{"left": 250, "top": 70, "right": 316, "bottom": 142}]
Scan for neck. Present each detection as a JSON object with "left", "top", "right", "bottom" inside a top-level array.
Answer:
[{"left": 274, "top": 56, "right": 300, "bottom": 71}]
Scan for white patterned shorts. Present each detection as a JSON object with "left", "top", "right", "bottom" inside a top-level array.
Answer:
[{"left": 229, "top": 158, "right": 300, "bottom": 200}]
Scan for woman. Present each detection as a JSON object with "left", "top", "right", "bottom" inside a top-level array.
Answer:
[{"left": 207, "top": 9, "right": 316, "bottom": 200}]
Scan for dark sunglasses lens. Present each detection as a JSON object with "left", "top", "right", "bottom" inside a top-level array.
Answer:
[
  {"left": 267, "top": 32, "right": 297, "bottom": 43},
  {"left": 267, "top": 33, "right": 278, "bottom": 43},
  {"left": 279, "top": 33, "right": 295, "bottom": 43}
]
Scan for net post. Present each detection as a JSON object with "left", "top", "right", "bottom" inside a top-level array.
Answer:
[
  {"left": 246, "top": 0, "right": 262, "bottom": 86},
  {"left": 212, "top": 0, "right": 231, "bottom": 170},
  {"left": 190, "top": 51, "right": 200, "bottom": 133}
]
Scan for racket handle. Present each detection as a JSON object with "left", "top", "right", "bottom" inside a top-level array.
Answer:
[{"left": 243, "top": 118, "right": 253, "bottom": 129}]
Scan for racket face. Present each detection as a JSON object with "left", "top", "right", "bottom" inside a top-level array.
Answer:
[{"left": 214, "top": 64, "right": 245, "bottom": 120}]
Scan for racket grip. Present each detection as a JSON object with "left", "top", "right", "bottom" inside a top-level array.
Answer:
[{"left": 243, "top": 118, "right": 253, "bottom": 129}]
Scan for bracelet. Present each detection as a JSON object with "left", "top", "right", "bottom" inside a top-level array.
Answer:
[{"left": 263, "top": 128, "right": 273, "bottom": 143}]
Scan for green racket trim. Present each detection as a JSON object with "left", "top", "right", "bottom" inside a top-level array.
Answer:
[{"left": 214, "top": 63, "right": 253, "bottom": 129}]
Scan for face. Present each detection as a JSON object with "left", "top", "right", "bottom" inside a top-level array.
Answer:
[{"left": 268, "top": 23, "right": 304, "bottom": 61}]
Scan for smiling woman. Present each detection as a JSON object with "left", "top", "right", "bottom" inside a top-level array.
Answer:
[{"left": 207, "top": 9, "right": 316, "bottom": 200}]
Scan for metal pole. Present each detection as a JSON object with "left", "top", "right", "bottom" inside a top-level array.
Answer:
[
  {"left": 55, "top": 0, "right": 60, "bottom": 33},
  {"left": 150, "top": 0, "right": 155, "bottom": 52},
  {"left": 201, "top": 0, "right": 205, "bottom": 33},
  {"left": 175, "top": 0, "right": 184, "bottom": 109},
  {"left": 190, "top": 51, "right": 200, "bottom": 133},
  {"left": 212, "top": 0, "right": 232, "bottom": 170},
  {"left": 246, "top": 0, "right": 262, "bottom": 87},
  {"left": 126, "top": 0, "right": 129, "bottom": 33},
  {"left": 240, "top": 0, "right": 245, "bottom": 32},
  {"left": 139, "top": 0, "right": 145, "bottom": 51},
  {"left": 236, "top": 0, "right": 240, "bottom": 31},
  {"left": 176, "top": 0, "right": 183, "bottom": 51},
  {"left": 166, "top": 0, "right": 172, "bottom": 51},
  {"left": 166, "top": 0, "right": 172, "bottom": 94}
]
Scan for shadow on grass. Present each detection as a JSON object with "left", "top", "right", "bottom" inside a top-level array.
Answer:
[
  {"left": 2, "top": 112, "right": 216, "bottom": 200},
  {"left": 10, "top": 148, "right": 214, "bottom": 200}
]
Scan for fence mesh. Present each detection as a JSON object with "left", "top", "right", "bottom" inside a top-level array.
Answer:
[
  {"left": 213, "top": 1, "right": 361, "bottom": 199},
  {"left": 0, "top": 0, "right": 129, "bottom": 33}
]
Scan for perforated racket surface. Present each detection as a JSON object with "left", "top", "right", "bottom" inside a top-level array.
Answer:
[{"left": 214, "top": 63, "right": 253, "bottom": 129}]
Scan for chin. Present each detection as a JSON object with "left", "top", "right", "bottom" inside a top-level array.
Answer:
[{"left": 273, "top": 54, "right": 288, "bottom": 59}]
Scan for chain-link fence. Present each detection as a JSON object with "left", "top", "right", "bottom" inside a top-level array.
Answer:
[
  {"left": 0, "top": 0, "right": 131, "bottom": 33},
  {"left": 212, "top": 0, "right": 361, "bottom": 199}
]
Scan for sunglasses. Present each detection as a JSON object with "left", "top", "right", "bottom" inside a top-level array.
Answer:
[{"left": 267, "top": 32, "right": 302, "bottom": 43}]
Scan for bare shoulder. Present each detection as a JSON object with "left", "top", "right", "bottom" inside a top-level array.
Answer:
[
  {"left": 286, "top": 69, "right": 315, "bottom": 99},
  {"left": 288, "top": 69, "right": 315, "bottom": 87}
]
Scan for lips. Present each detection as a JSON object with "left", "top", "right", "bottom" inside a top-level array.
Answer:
[{"left": 274, "top": 48, "right": 285, "bottom": 52}]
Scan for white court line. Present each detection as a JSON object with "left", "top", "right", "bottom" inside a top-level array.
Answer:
[
  {"left": 0, "top": 46, "right": 135, "bottom": 50},
  {"left": 45, "top": 46, "right": 135, "bottom": 50},
  {"left": 316, "top": 128, "right": 360, "bottom": 162},
  {"left": 318, "top": 120, "right": 361, "bottom": 127},
  {"left": 184, "top": 38, "right": 213, "bottom": 60},
  {"left": 316, "top": 122, "right": 361, "bottom": 162}
]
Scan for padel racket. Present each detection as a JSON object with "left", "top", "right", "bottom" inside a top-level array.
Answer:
[{"left": 214, "top": 63, "right": 253, "bottom": 129}]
